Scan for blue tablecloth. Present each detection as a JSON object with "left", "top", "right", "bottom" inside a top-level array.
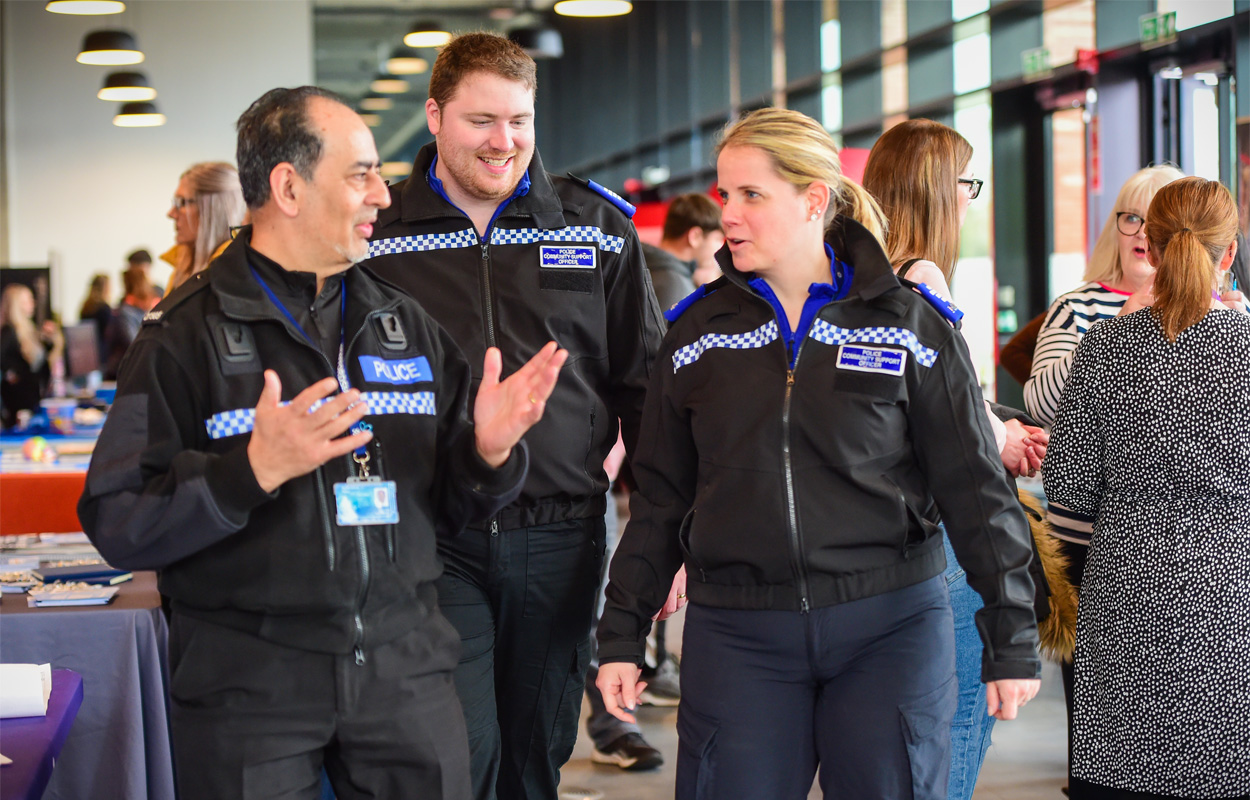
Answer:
[
  {"left": 0, "top": 572, "right": 174, "bottom": 799},
  {"left": 0, "top": 670, "right": 84, "bottom": 800}
]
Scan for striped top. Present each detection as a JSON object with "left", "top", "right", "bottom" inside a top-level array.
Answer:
[
  {"left": 1027, "top": 281, "right": 1131, "bottom": 545},
  {"left": 1025, "top": 282, "right": 1131, "bottom": 427}
]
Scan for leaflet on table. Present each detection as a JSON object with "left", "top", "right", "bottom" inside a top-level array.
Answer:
[
  {"left": 32, "top": 562, "right": 132, "bottom": 585},
  {"left": 0, "top": 663, "right": 51, "bottom": 718},
  {"left": 26, "top": 584, "right": 119, "bottom": 607}
]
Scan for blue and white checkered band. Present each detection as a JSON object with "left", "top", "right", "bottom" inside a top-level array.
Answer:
[
  {"left": 489, "top": 226, "right": 626, "bottom": 254},
  {"left": 807, "top": 320, "right": 939, "bottom": 368},
  {"left": 367, "top": 230, "right": 479, "bottom": 257},
  {"left": 204, "top": 391, "right": 437, "bottom": 440},
  {"left": 671, "top": 321, "right": 779, "bottom": 373}
]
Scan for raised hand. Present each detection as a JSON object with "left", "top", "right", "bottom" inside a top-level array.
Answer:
[
  {"left": 246, "top": 370, "right": 372, "bottom": 493},
  {"left": 473, "top": 342, "right": 569, "bottom": 467}
]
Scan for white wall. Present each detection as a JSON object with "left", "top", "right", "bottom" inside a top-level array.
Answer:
[{"left": 2, "top": 0, "right": 312, "bottom": 319}]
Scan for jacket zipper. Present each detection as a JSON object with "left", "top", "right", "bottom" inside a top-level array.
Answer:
[
  {"left": 480, "top": 241, "right": 498, "bottom": 348},
  {"left": 314, "top": 466, "right": 336, "bottom": 570},
  {"left": 782, "top": 359, "right": 813, "bottom": 614}
]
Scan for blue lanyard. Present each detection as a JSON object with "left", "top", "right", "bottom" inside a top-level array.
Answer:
[{"left": 249, "top": 265, "right": 370, "bottom": 454}]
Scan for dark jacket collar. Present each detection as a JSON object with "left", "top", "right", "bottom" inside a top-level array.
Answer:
[
  {"left": 395, "top": 141, "right": 567, "bottom": 229},
  {"left": 715, "top": 215, "right": 901, "bottom": 304},
  {"left": 210, "top": 226, "right": 400, "bottom": 338}
]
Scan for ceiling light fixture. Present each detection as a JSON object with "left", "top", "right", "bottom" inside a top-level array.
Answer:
[
  {"left": 113, "top": 101, "right": 164, "bottom": 127},
  {"left": 381, "top": 162, "right": 413, "bottom": 179},
  {"left": 404, "top": 21, "right": 452, "bottom": 48},
  {"left": 359, "top": 94, "right": 394, "bottom": 112},
  {"left": 370, "top": 76, "right": 410, "bottom": 94},
  {"left": 46, "top": 0, "right": 125, "bottom": 14},
  {"left": 385, "top": 49, "right": 429, "bottom": 75},
  {"left": 97, "top": 70, "right": 155, "bottom": 101},
  {"left": 77, "top": 29, "right": 143, "bottom": 65},
  {"left": 553, "top": 0, "right": 632, "bottom": 17},
  {"left": 359, "top": 113, "right": 382, "bottom": 127},
  {"left": 509, "top": 26, "right": 564, "bottom": 59}
]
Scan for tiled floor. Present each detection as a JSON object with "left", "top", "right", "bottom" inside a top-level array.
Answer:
[{"left": 559, "top": 616, "right": 1069, "bottom": 800}]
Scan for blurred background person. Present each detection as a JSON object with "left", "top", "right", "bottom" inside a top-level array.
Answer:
[
  {"left": 1, "top": 283, "right": 64, "bottom": 429},
  {"left": 1043, "top": 176, "right": 1250, "bottom": 799},
  {"left": 862, "top": 117, "right": 1047, "bottom": 800},
  {"left": 78, "top": 272, "right": 113, "bottom": 364},
  {"left": 642, "top": 193, "right": 725, "bottom": 311},
  {"left": 162, "top": 161, "right": 246, "bottom": 291},
  {"left": 126, "top": 248, "right": 163, "bottom": 299},
  {"left": 103, "top": 266, "right": 157, "bottom": 380}
]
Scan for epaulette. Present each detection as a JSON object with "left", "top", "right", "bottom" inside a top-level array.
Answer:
[
  {"left": 897, "top": 276, "right": 964, "bottom": 328},
  {"left": 142, "top": 270, "right": 210, "bottom": 326},
  {"left": 664, "top": 278, "right": 723, "bottom": 323},
  {"left": 565, "top": 173, "right": 636, "bottom": 218}
]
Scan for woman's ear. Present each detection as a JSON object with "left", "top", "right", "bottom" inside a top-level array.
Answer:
[{"left": 1218, "top": 238, "right": 1238, "bottom": 272}]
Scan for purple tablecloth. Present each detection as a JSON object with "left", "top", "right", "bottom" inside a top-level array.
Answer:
[
  {"left": 0, "top": 572, "right": 174, "bottom": 799},
  {"left": 0, "top": 670, "right": 84, "bottom": 800}
]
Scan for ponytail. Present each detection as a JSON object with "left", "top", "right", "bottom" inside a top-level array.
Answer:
[
  {"left": 838, "top": 177, "right": 888, "bottom": 249},
  {"left": 1144, "top": 177, "right": 1238, "bottom": 342}
]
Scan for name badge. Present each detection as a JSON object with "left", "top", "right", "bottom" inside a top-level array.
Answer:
[
  {"left": 359, "top": 355, "right": 431, "bottom": 385},
  {"left": 836, "top": 345, "right": 907, "bottom": 376},
  {"left": 540, "top": 245, "right": 596, "bottom": 269},
  {"left": 334, "top": 477, "right": 399, "bottom": 526}
]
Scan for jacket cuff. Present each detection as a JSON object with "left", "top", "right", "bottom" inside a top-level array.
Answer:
[
  {"left": 455, "top": 437, "right": 529, "bottom": 499},
  {"left": 596, "top": 640, "right": 646, "bottom": 666},
  {"left": 204, "top": 442, "right": 276, "bottom": 526},
  {"left": 981, "top": 657, "right": 1043, "bottom": 682}
]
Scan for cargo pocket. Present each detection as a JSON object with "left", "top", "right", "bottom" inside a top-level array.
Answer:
[
  {"left": 551, "top": 638, "right": 591, "bottom": 766},
  {"left": 675, "top": 703, "right": 719, "bottom": 800},
  {"left": 899, "top": 674, "right": 958, "bottom": 800}
]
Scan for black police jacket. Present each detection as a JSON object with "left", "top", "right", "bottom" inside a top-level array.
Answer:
[
  {"left": 364, "top": 143, "right": 665, "bottom": 530},
  {"left": 598, "top": 216, "right": 1041, "bottom": 682},
  {"left": 78, "top": 229, "right": 528, "bottom": 656}
]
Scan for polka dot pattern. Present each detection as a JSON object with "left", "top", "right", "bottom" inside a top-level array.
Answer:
[{"left": 1044, "top": 308, "right": 1250, "bottom": 797}]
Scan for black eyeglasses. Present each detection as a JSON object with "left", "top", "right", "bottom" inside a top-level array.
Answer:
[
  {"left": 1116, "top": 212, "right": 1145, "bottom": 236},
  {"left": 170, "top": 196, "right": 197, "bottom": 211},
  {"left": 957, "top": 177, "right": 983, "bottom": 200}
]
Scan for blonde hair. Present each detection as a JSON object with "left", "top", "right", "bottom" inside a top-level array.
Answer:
[
  {"left": 715, "top": 108, "right": 888, "bottom": 245},
  {"left": 862, "top": 119, "right": 973, "bottom": 282},
  {"left": 1146, "top": 177, "right": 1238, "bottom": 342},
  {"left": 1, "top": 284, "right": 45, "bottom": 366},
  {"left": 171, "top": 161, "right": 246, "bottom": 289},
  {"left": 1085, "top": 165, "right": 1183, "bottom": 284}
]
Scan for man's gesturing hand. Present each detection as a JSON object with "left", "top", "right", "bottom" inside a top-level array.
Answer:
[
  {"left": 474, "top": 342, "right": 568, "bottom": 467},
  {"left": 247, "top": 370, "right": 373, "bottom": 493}
]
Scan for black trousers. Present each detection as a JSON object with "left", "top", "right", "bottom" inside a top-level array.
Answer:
[
  {"left": 437, "top": 517, "right": 605, "bottom": 800},
  {"left": 168, "top": 611, "right": 470, "bottom": 800}
]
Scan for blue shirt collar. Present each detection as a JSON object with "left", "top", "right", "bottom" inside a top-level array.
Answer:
[
  {"left": 425, "top": 153, "right": 532, "bottom": 231},
  {"left": 747, "top": 243, "right": 853, "bottom": 368}
]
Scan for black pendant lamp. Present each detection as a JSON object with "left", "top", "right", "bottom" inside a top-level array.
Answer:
[
  {"left": 77, "top": 29, "right": 144, "bottom": 65},
  {"left": 113, "top": 101, "right": 165, "bottom": 127},
  {"left": 98, "top": 71, "right": 155, "bottom": 101}
]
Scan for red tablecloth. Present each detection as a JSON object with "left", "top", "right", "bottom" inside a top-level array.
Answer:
[{"left": 0, "top": 472, "right": 86, "bottom": 535}]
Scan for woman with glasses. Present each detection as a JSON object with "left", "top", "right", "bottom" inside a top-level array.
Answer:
[
  {"left": 162, "top": 162, "right": 246, "bottom": 291},
  {"left": 1044, "top": 177, "right": 1250, "bottom": 798},
  {"left": 596, "top": 108, "right": 1040, "bottom": 799},
  {"left": 862, "top": 117, "right": 1047, "bottom": 800}
]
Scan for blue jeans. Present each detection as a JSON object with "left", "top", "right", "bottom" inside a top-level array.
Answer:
[{"left": 943, "top": 532, "right": 995, "bottom": 800}]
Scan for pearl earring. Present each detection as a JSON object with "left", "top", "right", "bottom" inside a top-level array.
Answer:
[{"left": 810, "top": 211, "right": 820, "bottom": 221}]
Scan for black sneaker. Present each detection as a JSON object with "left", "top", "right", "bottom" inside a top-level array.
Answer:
[{"left": 590, "top": 732, "right": 664, "bottom": 771}]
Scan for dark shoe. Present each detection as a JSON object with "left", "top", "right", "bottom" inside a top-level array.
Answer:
[
  {"left": 639, "top": 657, "right": 680, "bottom": 707},
  {"left": 590, "top": 733, "right": 664, "bottom": 771}
]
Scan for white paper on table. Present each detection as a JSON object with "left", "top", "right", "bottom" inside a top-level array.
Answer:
[
  {"left": 0, "top": 752, "right": 12, "bottom": 765},
  {"left": 0, "top": 663, "right": 51, "bottom": 718}
]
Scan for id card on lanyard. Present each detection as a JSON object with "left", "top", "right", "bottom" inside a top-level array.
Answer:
[{"left": 249, "top": 264, "right": 399, "bottom": 525}]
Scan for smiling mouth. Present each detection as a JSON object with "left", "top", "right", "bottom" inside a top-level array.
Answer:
[{"left": 479, "top": 155, "right": 513, "bottom": 167}]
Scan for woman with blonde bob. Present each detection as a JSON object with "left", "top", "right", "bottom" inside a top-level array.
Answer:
[
  {"left": 1044, "top": 177, "right": 1250, "bottom": 798},
  {"left": 1, "top": 283, "right": 63, "bottom": 428},
  {"left": 163, "top": 161, "right": 246, "bottom": 290},
  {"left": 863, "top": 117, "right": 1049, "bottom": 800},
  {"left": 596, "top": 108, "right": 1040, "bottom": 798}
]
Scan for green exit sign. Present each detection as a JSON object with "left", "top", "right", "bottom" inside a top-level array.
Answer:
[
  {"left": 1022, "top": 47, "right": 1051, "bottom": 79},
  {"left": 1140, "top": 11, "right": 1178, "bottom": 48}
]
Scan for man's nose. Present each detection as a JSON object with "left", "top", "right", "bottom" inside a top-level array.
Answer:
[
  {"left": 489, "top": 123, "right": 513, "bottom": 153},
  {"left": 368, "top": 172, "right": 391, "bottom": 209}
]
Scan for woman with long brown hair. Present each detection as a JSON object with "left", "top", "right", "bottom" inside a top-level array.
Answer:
[
  {"left": 1044, "top": 177, "right": 1250, "bottom": 798},
  {"left": 862, "top": 118, "right": 1048, "bottom": 799},
  {"left": 163, "top": 161, "right": 246, "bottom": 290}
]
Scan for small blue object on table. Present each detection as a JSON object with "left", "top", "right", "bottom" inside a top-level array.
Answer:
[{"left": 0, "top": 669, "right": 84, "bottom": 800}]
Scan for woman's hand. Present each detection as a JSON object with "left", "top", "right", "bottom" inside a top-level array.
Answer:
[
  {"left": 1218, "top": 289, "right": 1247, "bottom": 314},
  {"left": 1000, "top": 419, "right": 1044, "bottom": 477},
  {"left": 653, "top": 565, "right": 688, "bottom": 621},
  {"left": 1118, "top": 284, "right": 1155, "bottom": 316},
  {"left": 986, "top": 678, "right": 1041, "bottom": 720},
  {"left": 596, "top": 662, "right": 646, "bottom": 723}
]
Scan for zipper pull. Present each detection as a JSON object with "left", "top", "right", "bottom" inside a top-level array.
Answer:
[
  {"left": 801, "top": 597, "right": 810, "bottom": 614},
  {"left": 787, "top": 370, "right": 795, "bottom": 386},
  {"left": 481, "top": 242, "right": 489, "bottom": 258},
  {"left": 354, "top": 646, "right": 366, "bottom": 666},
  {"left": 490, "top": 518, "right": 500, "bottom": 537}
]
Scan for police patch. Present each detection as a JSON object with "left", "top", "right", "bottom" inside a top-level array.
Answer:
[
  {"left": 359, "top": 355, "right": 432, "bottom": 385},
  {"left": 540, "top": 245, "right": 596, "bottom": 269},
  {"left": 835, "top": 345, "right": 906, "bottom": 376}
]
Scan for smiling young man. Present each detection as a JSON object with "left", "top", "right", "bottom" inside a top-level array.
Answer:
[
  {"left": 363, "top": 33, "right": 665, "bottom": 800},
  {"left": 79, "top": 86, "right": 568, "bottom": 800}
]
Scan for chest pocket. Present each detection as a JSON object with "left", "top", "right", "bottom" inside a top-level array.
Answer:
[
  {"left": 829, "top": 368, "right": 906, "bottom": 403},
  {"left": 209, "top": 318, "right": 261, "bottom": 376}
]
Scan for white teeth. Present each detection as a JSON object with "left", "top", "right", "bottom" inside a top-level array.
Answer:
[{"left": 481, "top": 157, "right": 510, "bottom": 166}]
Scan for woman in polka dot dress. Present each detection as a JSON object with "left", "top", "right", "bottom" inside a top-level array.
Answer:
[{"left": 1043, "top": 176, "right": 1250, "bottom": 799}]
